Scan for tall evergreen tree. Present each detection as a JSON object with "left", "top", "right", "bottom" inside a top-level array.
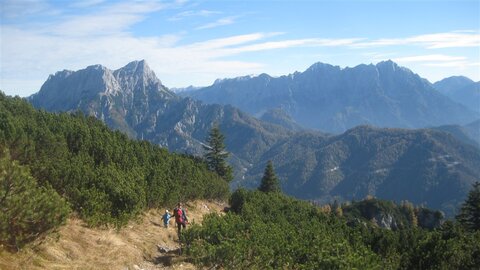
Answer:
[
  {"left": 456, "top": 181, "right": 480, "bottom": 231},
  {"left": 258, "top": 160, "right": 280, "bottom": 193},
  {"left": 204, "top": 124, "right": 233, "bottom": 183}
]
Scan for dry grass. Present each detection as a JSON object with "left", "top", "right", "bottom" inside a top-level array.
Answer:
[{"left": 0, "top": 200, "right": 226, "bottom": 270}]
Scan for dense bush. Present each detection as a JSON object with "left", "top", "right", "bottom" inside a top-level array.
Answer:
[
  {"left": 0, "top": 149, "right": 69, "bottom": 249},
  {"left": 184, "top": 190, "right": 382, "bottom": 269},
  {"left": 184, "top": 190, "right": 480, "bottom": 269},
  {"left": 0, "top": 93, "right": 229, "bottom": 228}
]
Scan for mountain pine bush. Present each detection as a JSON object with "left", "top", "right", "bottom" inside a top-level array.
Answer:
[{"left": 0, "top": 149, "right": 69, "bottom": 249}]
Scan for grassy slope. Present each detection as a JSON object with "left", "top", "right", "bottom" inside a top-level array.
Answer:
[{"left": 0, "top": 200, "right": 225, "bottom": 270}]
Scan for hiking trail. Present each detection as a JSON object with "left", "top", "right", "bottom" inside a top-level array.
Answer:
[{"left": 0, "top": 200, "right": 226, "bottom": 270}]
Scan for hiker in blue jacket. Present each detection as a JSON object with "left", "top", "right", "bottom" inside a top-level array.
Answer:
[{"left": 161, "top": 209, "right": 171, "bottom": 228}]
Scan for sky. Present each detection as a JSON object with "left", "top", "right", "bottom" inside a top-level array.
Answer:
[{"left": 0, "top": 0, "right": 479, "bottom": 97}]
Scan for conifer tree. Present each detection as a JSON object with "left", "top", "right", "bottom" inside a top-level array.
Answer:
[
  {"left": 456, "top": 181, "right": 480, "bottom": 231},
  {"left": 204, "top": 124, "right": 233, "bottom": 183},
  {"left": 258, "top": 160, "right": 280, "bottom": 193}
]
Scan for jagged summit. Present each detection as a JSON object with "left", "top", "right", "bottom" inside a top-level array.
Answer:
[{"left": 114, "top": 60, "right": 158, "bottom": 81}]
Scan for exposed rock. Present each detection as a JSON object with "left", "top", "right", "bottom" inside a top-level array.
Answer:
[{"left": 374, "top": 213, "right": 398, "bottom": 230}]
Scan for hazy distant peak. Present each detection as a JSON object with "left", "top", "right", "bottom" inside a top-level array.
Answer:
[
  {"left": 435, "top": 76, "right": 474, "bottom": 85},
  {"left": 305, "top": 62, "right": 339, "bottom": 72},
  {"left": 376, "top": 60, "right": 399, "bottom": 71}
]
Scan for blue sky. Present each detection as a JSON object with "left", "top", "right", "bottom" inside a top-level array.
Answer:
[{"left": 1, "top": 0, "right": 479, "bottom": 97}]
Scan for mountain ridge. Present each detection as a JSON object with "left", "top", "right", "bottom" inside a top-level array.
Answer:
[{"left": 183, "top": 60, "right": 478, "bottom": 133}]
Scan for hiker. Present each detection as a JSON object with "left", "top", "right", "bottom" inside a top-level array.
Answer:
[
  {"left": 173, "top": 203, "right": 188, "bottom": 236},
  {"left": 161, "top": 209, "right": 171, "bottom": 228}
]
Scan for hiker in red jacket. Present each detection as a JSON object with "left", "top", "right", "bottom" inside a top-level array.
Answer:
[{"left": 173, "top": 202, "right": 188, "bottom": 236}]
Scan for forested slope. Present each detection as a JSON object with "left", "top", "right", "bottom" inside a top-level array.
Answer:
[{"left": 0, "top": 93, "right": 228, "bottom": 248}]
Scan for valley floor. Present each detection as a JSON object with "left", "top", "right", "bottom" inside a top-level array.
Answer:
[{"left": 0, "top": 200, "right": 226, "bottom": 270}]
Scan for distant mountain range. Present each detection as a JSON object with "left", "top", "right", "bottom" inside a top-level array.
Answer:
[
  {"left": 433, "top": 76, "right": 480, "bottom": 114},
  {"left": 28, "top": 60, "right": 480, "bottom": 216},
  {"left": 181, "top": 61, "right": 478, "bottom": 133}
]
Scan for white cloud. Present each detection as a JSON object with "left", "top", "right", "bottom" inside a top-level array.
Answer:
[
  {"left": 69, "top": 0, "right": 107, "bottom": 8},
  {"left": 226, "top": 38, "right": 362, "bottom": 54},
  {"left": 423, "top": 61, "right": 469, "bottom": 68},
  {"left": 354, "top": 31, "right": 480, "bottom": 49},
  {"left": 195, "top": 16, "right": 238, "bottom": 30},
  {"left": 168, "top": 9, "right": 221, "bottom": 21},
  {"left": 0, "top": 0, "right": 51, "bottom": 18},
  {"left": 393, "top": 54, "right": 467, "bottom": 63},
  {"left": 48, "top": 1, "right": 166, "bottom": 37},
  {"left": 393, "top": 54, "right": 476, "bottom": 70}
]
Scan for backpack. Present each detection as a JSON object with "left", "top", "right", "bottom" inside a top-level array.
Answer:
[
  {"left": 182, "top": 209, "right": 188, "bottom": 223},
  {"left": 175, "top": 208, "right": 183, "bottom": 224}
]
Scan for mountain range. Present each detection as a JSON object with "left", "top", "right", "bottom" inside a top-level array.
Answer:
[
  {"left": 28, "top": 60, "right": 480, "bottom": 216},
  {"left": 182, "top": 61, "right": 478, "bottom": 133},
  {"left": 28, "top": 60, "right": 293, "bottom": 181}
]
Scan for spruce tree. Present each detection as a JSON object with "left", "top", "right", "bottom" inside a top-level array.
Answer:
[
  {"left": 204, "top": 124, "right": 233, "bottom": 183},
  {"left": 258, "top": 160, "right": 280, "bottom": 193},
  {"left": 456, "top": 181, "right": 480, "bottom": 231}
]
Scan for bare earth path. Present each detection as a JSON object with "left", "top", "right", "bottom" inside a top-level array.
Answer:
[{"left": 0, "top": 200, "right": 226, "bottom": 270}]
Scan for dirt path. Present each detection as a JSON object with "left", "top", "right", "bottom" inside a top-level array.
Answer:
[{"left": 0, "top": 200, "right": 226, "bottom": 270}]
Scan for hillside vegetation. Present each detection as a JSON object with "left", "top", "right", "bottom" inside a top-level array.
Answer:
[
  {"left": 245, "top": 126, "right": 480, "bottom": 217},
  {"left": 184, "top": 190, "right": 480, "bottom": 269},
  {"left": 0, "top": 93, "right": 228, "bottom": 248}
]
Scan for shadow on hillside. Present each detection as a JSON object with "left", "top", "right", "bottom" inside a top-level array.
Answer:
[{"left": 150, "top": 220, "right": 162, "bottom": 227}]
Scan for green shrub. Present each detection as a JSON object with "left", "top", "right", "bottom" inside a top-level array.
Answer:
[
  {"left": 185, "top": 190, "right": 382, "bottom": 269},
  {"left": 0, "top": 149, "right": 69, "bottom": 249}
]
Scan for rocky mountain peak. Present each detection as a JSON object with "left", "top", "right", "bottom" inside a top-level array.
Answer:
[
  {"left": 114, "top": 60, "right": 160, "bottom": 83},
  {"left": 112, "top": 60, "right": 171, "bottom": 99}
]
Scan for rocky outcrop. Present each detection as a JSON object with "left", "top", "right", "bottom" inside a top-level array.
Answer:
[{"left": 373, "top": 212, "right": 399, "bottom": 230}]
